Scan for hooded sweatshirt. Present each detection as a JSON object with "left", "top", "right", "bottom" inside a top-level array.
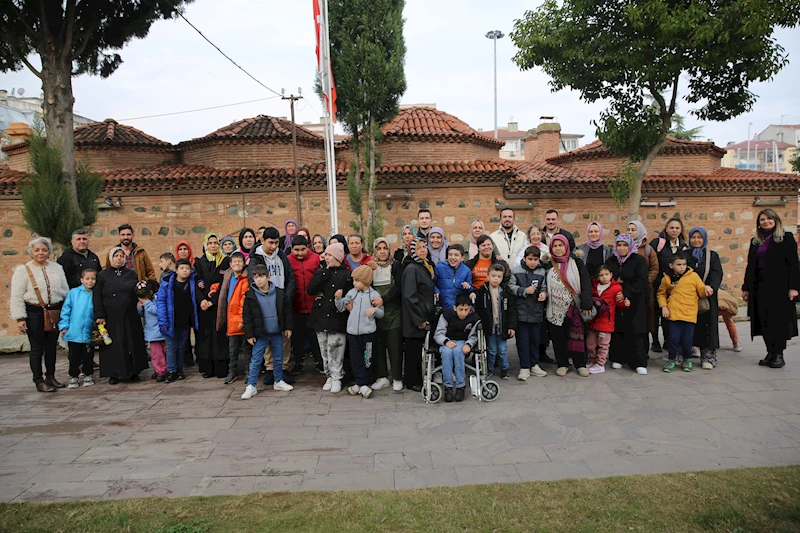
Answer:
[{"left": 335, "top": 287, "right": 385, "bottom": 335}]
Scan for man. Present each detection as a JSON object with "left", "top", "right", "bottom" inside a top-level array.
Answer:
[
  {"left": 108, "top": 224, "right": 156, "bottom": 282},
  {"left": 58, "top": 228, "right": 101, "bottom": 289},
  {"left": 257, "top": 226, "right": 268, "bottom": 245},
  {"left": 248, "top": 226, "right": 297, "bottom": 384},
  {"left": 344, "top": 234, "right": 372, "bottom": 271},
  {"left": 543, "top": 209, "right": 576, "bottom": 251},
  {"left": 287, "top": 235, "right": 322, "bottom": 375},
  {"left": 416, "top": 208, "right": 433, "bottom": 240},
  {"left": 489, "top": 208, "right": 528, "bottom": 264}
]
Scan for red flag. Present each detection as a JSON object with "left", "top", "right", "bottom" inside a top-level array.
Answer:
[{"left": 313, "top": 0, "right": 337, "bottom": 122}]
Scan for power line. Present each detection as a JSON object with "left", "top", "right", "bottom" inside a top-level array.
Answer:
[
  {"left": 119, "top": 96, "right": 281, "bottom": 121},
  {"left": 179, "top": 13, "right": 282, "bottom": 98}
]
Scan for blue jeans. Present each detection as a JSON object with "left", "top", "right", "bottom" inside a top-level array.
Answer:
[
  {"left": 249, "top": 333, "right": 284, "bottom": 386},
  {"left": 439, "top": 341, "right": 466, "bottom": 388},
  {"left": 165, "top": 327, "right": 190, "bottom": 373},
  {"left": 667, "top": 320, "right": 695, "bottom": 362},
  {"left": 516, "top": 322, "right": 541, "bottom": 368},
  {"left": 486, "top": 334, "right": 509, "bottom": 374}
]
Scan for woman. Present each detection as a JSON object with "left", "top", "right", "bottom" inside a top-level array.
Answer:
[
  {"left": 297, "top": 227, "right": 311, "bottom": 242},
  {"left": 628, "top": 221, "right": 659, "bottom": 342},
  {"left": 605, "top": 234, "right": 650, "bottom": 375},
  {"left": 545, "top": 235, "right": 592, "bottom": 377},
  {"left": 312, "top": 234, "right": 327, "bottom": 255},
  {"left": 469, "top": 220, "right": 486, "bottom": 259},
  {"left": 428, "top": 227, "right": 449, "bottom": 265},
  {"left": 10, "top": 238, "right": 70, "bottom": 392},
  {"left": 575, "top": 222, "right": 612, "bottom": 278},
  {"left": 687, "top": 227, "right": 723, "bottom": 369},
  {"left": 221, "top": 236, "right": 236, "bottom": 257},
  {"left": 94, "top": 248, "right": 148, "bottom": 384},
  {"left": 371, "top": 238, "right": 404, "bottom": 392},
  {"left": 650, "top": 217, "right": 689, "bottom": 352},
  {"left": 394, "top": 225, "right": 416, "bottom": 262},
  {"left": 281, "top": 218, "right": 299, "bottom": 253},
  {"left": 329, "top": 234, "right": 350, "bottom": 255},
  {"left": 195, "top": 233, "right": 231, "bottom": 378},
  {"left": 515, "top": 224, "right": 550, "bottom": 265},
  {"left": 175, "top": 241, "right": 195, "bottom": 268},
  {"left": 401, "top": 238, "right": 436, "bottom": 392},
  {"left": 237, "top": 228, "right": 257, "bottom": 263},
  {"left": 742, "top": 209, "right": 800, "bottom": 368}
]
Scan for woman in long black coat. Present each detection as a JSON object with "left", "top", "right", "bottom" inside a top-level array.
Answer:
[
  {"left": 742, "top": 209, "right": 800, "bottom": 368},
  {"left": 401, "top": 238, "right": 436, "bottom": 392},
  {"left": 605, "top": 234, "right": 650, "bottom": 374},
  {"left": 94, "top": 247, "right": 148, "bottom": 384},
  {"left": 687, "top": 227, "right": 723, "bottom": 369},
  {"left": 195, "top": 233, "right": 231, "bottom": 379}
]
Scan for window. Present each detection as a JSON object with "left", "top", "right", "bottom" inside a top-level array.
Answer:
[
  {"left": 504, "top": 140, "right": 518, "bottom": 151},
  {"left": 561, "top": 139, "right": 577, "bottom": 151}
]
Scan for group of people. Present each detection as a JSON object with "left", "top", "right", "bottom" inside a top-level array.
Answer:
[{"left": 10, "top": 207, "right": 798, "bottom": 400}]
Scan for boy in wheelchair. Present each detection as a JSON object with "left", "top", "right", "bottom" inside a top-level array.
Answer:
[{"left": 433, "top": 293, "right": 481, "bottom": 402}]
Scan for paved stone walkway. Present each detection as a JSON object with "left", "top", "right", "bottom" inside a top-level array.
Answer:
[{"left": 1, "top": 323, "right": 798, "bottom": 502}]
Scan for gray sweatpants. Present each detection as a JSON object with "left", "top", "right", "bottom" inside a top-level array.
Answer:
[{"left": 316, "top": 332, "right": 346, "bottom": 381}]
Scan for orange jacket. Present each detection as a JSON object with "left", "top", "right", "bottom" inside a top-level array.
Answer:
[{"left": 216, "top": 268, "right": 249, "bottom": 336}]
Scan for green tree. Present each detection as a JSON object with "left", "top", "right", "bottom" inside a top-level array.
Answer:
[
  {"left": 21, "top": 125, "right": 102, "bottom": 247},
  {"left": 0, "top": 0, "right": 191, "bottom": 217},
  {"left": 790, "top": 149, "right": 800, "bottom": 173},
  {"left": 511, "top": 0, "right": 800, "bottom": 219},
  {"left": 328, "top": 0, "right": 406, "bottom": 248}
]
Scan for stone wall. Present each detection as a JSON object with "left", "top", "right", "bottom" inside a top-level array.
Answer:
[
  {"left": 6, "top": 146, "right": 177, "bottom": 173},
  {"left": 379, "top": 140, "right": 501, "bottom": 165},
  {"left": 180, "top": 142, "right": 325, "bottom": 168},
  {"left": 560, "top": 153, "right": 722, "bottom": 175}
]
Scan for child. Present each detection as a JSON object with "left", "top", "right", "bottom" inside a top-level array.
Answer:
[
  {"left": 433, "top": 293, "right": 481, "bottom": 402},
  {"left": 657, "top": 253, "right": 709, "bottom": 373},
  {"left": 157, "top": 259, "right": 200, "bottom": 383},
  {"left": 58, "top": 268, "right": 97, "bottom": 388},
  {"left": 474, "top": 263, "right": 518, "bottom": 379},
  {"left": 241, "top": 264, "right": 293, "bottom": 399},
  {"left": 511, "top": 246, "right": 548, "bottom": 380},
  {"left": 307, "top": 243, "right": 353, "bottom": 394},
  {"left": 335, "top": 264, "right": 385, "bottom": 398},
  {"left": 586, "top": 266, "right": 624, "bottom": 374},
  {"left": 434, "top": 244, "right": 472, "bottom": 310},
  {"left": 137, "top": 280, "right": 167, "bottom": 381},
  {"left": 159, "top": 252, "right": 176, "bottom": 283},
  {"left": 217, "top": 251, "right": 250, "bottom": 384}
]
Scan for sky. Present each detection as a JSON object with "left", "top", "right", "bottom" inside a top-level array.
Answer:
[{"left": 1, "top": 0, "right": 799, "bottom": 147}]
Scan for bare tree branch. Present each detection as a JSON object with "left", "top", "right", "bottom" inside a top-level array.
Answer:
[
  {"left": 20, "top": 55, "right": 42, "bottom": 79},
  {"left": 61, "top": 0, "right": 76, "bottom": 63},
  {"left": 667, "top": 75, "right": 680, "bottom": 117}
]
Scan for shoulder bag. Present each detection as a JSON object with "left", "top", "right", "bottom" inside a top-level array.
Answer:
[
  {"left": 24, "top": 265, "right": 61, "bottom": 332},
  {"left": 554, "top": 262, "right": 597, "bottom": 322},
  {"left": 697, "top": 251, "right": 712, "bottom": 314}
]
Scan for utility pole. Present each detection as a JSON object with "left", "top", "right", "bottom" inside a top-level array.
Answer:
[{"left": 283, "top": 89, "right": 303, "bottom": 226}]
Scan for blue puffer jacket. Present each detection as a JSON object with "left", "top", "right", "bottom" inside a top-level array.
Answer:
[
  {"left": 156, "top": 271, "right": 200, "bottom": 338},
  {"left": 433, "top": 261, "right": 473, "bottom": 310},
  {"left": 138, "top": 298, "right": 165, "bottom": 342},
  {"left": 57, "top": 286, "right": 95, "bottom": 344}
]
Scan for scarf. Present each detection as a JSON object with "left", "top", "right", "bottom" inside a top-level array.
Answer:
[
  {"left": 175, "top": 240, "right": 195, "bottom": 266},
  {"left": 401, "top": 225, "right": 415, "bottom": 256},
  {"left": 428, "top": 227, "right": 449, "bottom": 265},
  {"left": 204, "top": 233, "right": 226, "bottom": 268},
  {"left": 108, "top": 246, "right": 124, "bottom": 265},
  {"left": 312, "top": 234, "right": 327, "bottom": 253},
  {"left": 283, "top": 219, "right": 299, "bottom": 252},
  {"left": 373, "top": 238, "right": 394, "bottom": 267},
  {"left": 329, "top": 233, "right": 350, "bottom": 256},
  {"left": 613, "top": 233, "right": 637, "bottom": 264},
  {"left": 630, "top": 220, "right": 648, "bottom": 248},
  {"left": 586, "top": 222, "right": 604, "bottom": 250},
  {"left": 220, "top": 236, "right": 236, "bottom": 257},
  {"left": 410, "top": 238, "right": 434, "bottom": 278},
  {"left": 237, "top": 228, "right": 256, "bottom": 261},
  {"left": 689, "top": 227, "right": 708, "bottom": 264},
  {"left": 550, "top": 234, "right": 576, "bottom": 293}
]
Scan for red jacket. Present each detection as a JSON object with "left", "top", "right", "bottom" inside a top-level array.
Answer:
[
  {"left": 288, "top": 251, "right": 321, "bottom": 314},
  {"left": 589, "top": 278, "right": 625, "bottom": 333},
  {"left": 344, "top": 253, "right": 372, "bottom": 271}
]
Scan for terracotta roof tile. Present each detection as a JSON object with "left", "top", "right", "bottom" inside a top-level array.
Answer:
[
  {"left": 545, "top": 136, "right": 726, "bottom": 164},
  {"left": 180, "top": 115, "right": 323, "bottom": 147},
  {"left": 381, "top": 107, "right": 505, "bottom": 149}
]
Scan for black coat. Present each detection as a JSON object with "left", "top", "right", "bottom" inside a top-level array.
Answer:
[
  {"left": 242, "top": 286, "right": 292, "bottom": 339},
  {"left": 650, "top": 236, "right": 689, "bottom": 289},
  {"left": 474, "top": 284, "right": 519, "bottom": 340},
  {"left": 689, "top": 250, "right": 723, "bottom": 350},
  {"left": 194, "top": 255, "right": 230, "bottom": 362},
  {"left": 307, "top": 264, "right": 352, "bottom": 333},
  {"left": 57, "top": 247, "right": 101, "bottom": 289},
  {"left": 605, "top": 253, "right": 649, "bottom": 335},
  {"left": 743, "top": 231, "right": 800, "bottom": 341},
  {"left": 401, "top": 257, "right": 436, "bottom": 339},
  {"left": 93, "top": 267, "right": 148, "bottom": 379}
]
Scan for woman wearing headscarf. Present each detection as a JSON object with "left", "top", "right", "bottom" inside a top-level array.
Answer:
[
  {"left": 237, "top": 228, "right": 257, "bottom": 264},
  {"left": 371, "top": 238, "right": 404, "bottom": 391},
  {"left": 281, "top": 219, "right": 299, "bottom": 253},
  {"left": 195, "top": 233, "right": 231, "bottom": 378},
  {"left": 220, "top": 236, "right": 236, "bottom": 257},
  {"left": 401, "top": 238, "right": 436, "bottom": 392},
  {"left": 575, "top": 222, "right": 612, "bottom": 278},
  {"left": 605, "top": 234, "right": 650, "bottom": 375},
  {"left": 427, "top": 227, "right": 449, "bottom": 265},
  {"left": 311, "top": 234, "right": 327, "bottom": 256},
  {"left": 468, "top": 220, "right": 485, "bottom": 259},
  {"left": 628, "top": 221, "right": 660, "bottom": 341},
  {"left": 328, "top": 234, "right": 350, "bottom": 255},
  {"left": 687, "top": 227, "right": 723, "bottom": 369},
  {"left": 175, "top": 241, "right": 195, "bottom": 268},
  {"left": 742, "top": 209, "right": 800, "bottom": 369},
  {"left": 10, "top": 237, "right": 70, "bottom": 392},
  {"left": 297, "top": 227, "right": 311, "bottom": 242},
  {"left": 545, "top": 234, "right": 592, "bottom": 377},
  {"left": 394, "top": 225, "right": 416, "bottom": 262},
  {"left": 94, "top": 247, "right": 148, "bottom": 384}
]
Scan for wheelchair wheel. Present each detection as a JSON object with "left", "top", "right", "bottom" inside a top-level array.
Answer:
[
  {"left": 481, "top": 380, "right": 500, "bottom": 402},
  {"left": 422, "top": 382, "right": 442, "bottom": 404}
]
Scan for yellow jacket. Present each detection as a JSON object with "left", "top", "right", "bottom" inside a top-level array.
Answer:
[{"left": 657, "top": 268, "right": 707, "bottom": 324}]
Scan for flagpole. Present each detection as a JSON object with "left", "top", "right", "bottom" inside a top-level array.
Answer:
[{"left": 318, "top": 0, "right": 339, "bottom": 235}]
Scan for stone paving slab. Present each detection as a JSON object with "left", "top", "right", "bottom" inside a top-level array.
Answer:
[{"left": 0, "top": 323, "right": 799, "bottom": 502}]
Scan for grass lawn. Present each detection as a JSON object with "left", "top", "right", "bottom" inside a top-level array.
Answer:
[{"left": 1, "top": 466, "right": 798, "bottom": 533}]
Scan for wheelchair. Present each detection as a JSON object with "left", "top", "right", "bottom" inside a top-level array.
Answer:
[{"left": 421, "top": 322, "right": 499, "bottom": 403}]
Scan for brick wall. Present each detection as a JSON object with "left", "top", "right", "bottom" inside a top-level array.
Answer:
[
  {"left": 6, "top": 146, "right": 177, "bottom": 172},
  {"left": 181, "top": 142, "right": 325, "bottom": 168},
  {"left": 562, "top": 153, "right": 722, "bottom": 175},
  {"left": 6, "top": 150, "right": 28, "bottom": 172},
  {"left": 380, "top": 139, "right": 500, "bottom": 165}
]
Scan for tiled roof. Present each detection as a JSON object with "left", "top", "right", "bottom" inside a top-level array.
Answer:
[
  {"left": 493, "top": 129, "right": 528, "bottom": 140},
  {"left": 381, "top": 107, "right": 505, "bottom": 149},
  {"left": 180, "top": 115, "right": 323, "bottom": 148},
  {"left": 725, "top": 140, "right": 794, "bottom": 152},
  {"left": 545, "top": 136, "right": 726, "bottom": 164}
]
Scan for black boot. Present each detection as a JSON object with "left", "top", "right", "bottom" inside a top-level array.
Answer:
[
  {"left": 651, "top": 337, "right": 663, "bottom": 353},
  {"left": 455, "top": 387, "right": 466, "bottom": 402},
  {"left": 444, "top": 387, "right": 454, "bottom": 403},
  {"left": 770, "top": 353, "right": 785, "bottom": 368},
  {"left": 758, "top": 353, "right": 775, "bottom": 366}
]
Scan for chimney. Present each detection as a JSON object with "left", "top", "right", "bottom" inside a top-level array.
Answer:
[
  {"left": 507, "top": 121, "right": 518, "bottom": 133},
  {"left": 525, "top": 118, "right": 562, "bottom": 160},
  {"left": 7, "top": 122, "right": 32, "bottom": 144}
]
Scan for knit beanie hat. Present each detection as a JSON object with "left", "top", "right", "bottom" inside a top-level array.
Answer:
[
  {"left": 352, "top": 263, "right": 375, "bottom": 286},
  {"left": 325, "top": 242, "right": 345, "bottom": 264}
]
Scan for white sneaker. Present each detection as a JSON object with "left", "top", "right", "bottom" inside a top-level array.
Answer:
[
  {"left": 701, "top": 362, "right": 714, "bottom": 370},
  {"left": 83, "top": 376, "right": 95, "bottom": 387},
  {"left": 588, "top": 364, "right": 605, "bottom": 374},
  {"left": 635, "top": 367, "right": 648, "bottom": 375},
  {"left": 330, "top": 380, "right": 342, "bottom": 393},
  {"left": 691, "top": 346, "right": 700, "bottom": 357},
  {"left": 322, "top": 377, "right": 333, "bottom": 391},
  {"left": 555, "top": 367, "right": 568, "bottom": 377},
  {"left": 273, "top": 380, "right": 293, "bottom": 392},
  {"left": 348, "top": 384, "right": 361, "bottom": 396},
  {"left": 433, "top": 371, "right": 443, "bottom": 384},
  {"left": 359, "top": 385, "right": 373, "bottom": 399},
  {"left": 241, "top": 384, "right": 257, "bottom": 399},
  {"left": 67, "top": 377, "right": 80, "bottom": 389},
  {"left": 611, "top": 362, "right": 623, "bottom": 369},
  {"left": 530, "top": 364, "right": 548, "bottom": 377},
  {"left": 518, "top": 368, "right": 531, "bottom": 381},
  {"left": 392, "top": 380, "right": 404, "bottom": 392},
  {"left": 371, "top": 377, "right": 390, "bottom": 390},
  {"left": 733, "top": 342, "right": 742, "bottom": 352}
]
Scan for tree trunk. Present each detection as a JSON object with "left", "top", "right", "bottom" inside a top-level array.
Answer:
[
  {"left": 367, "top": 115, "right": 376, "bottom": 244},
  {"left": 627, "top": 136, "right": 667, "bottom": 221},
  {"left": 352, "top": 135, "right": 364, "bottom": 236}
]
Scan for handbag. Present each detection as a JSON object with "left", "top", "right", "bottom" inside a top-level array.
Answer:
[
  {"left": 24, "top": 265, "right": 61, "bottom": 332},
  {"left": 554, "top": 263, "right": 597, "bottom": 322},
  {"left": 697, "top": 251, "right": 711, "bottom": 314}
]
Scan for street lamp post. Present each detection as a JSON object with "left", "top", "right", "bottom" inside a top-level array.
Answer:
[
  {"left": 485, "top": 30, "right": 504, "bottom": 139},
  {"left": 747, "top": 122, "right": 753, "bottom": 170}
]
